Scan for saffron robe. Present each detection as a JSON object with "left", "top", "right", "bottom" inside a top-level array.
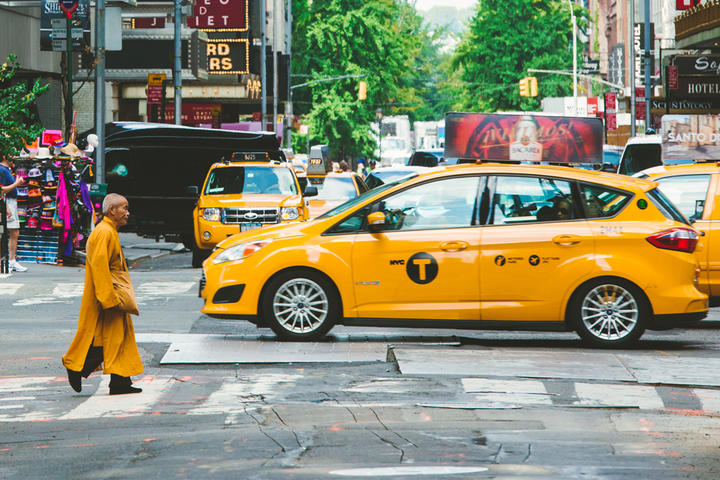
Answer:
[{"left": 62, "top": 217, "right": 143, "bottom": 377}]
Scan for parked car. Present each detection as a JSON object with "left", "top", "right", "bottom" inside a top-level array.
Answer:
[
  {"left": 637, "top": 162, "right": 720, "bottom": 300},
  {"left": 200, "top": 163, "right": 707, "bottom": 347}
]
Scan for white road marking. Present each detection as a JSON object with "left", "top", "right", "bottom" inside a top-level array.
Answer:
[
  {"left": 59, "top": 375, "right": 173, "bottom": 420},
  {"left": 0, "top": 396, "right": 35, "bottom": 402},
  {"left": 135, "top": 281, "right": 195, "bottom": 296},
  {"left": 330, "top": 466, "right": 489, "bottom": 476},
  {"left": 574, "top": 382, "right": 664, "bottom": 409},
  {"left": 0, "top": 404, "right": 24, "bottom": 410},
  {"left": 462, "top": 378, "right": 553, "bottom": 405},
  {"left": 190, "top": 374, "right": 302, "bottom": 415},
  {"left": 0, "top": 376, "right": 56, "bottom": 390},
  {"left": 692, "top": 388, "right": 720, "bottom": 413},
  {"left": 0, "top": 283, "right": 23, "bottom": 295},
  {"left": 51, "top": 283, "right": 84, "bottom": 298},
  {"left": 13, "top": 297, "right": 73, "bottom": 306}
]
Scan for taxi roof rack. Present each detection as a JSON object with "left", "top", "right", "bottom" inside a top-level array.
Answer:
[{"left": 223, "top": 151, "right": 287, "bottom": 163}]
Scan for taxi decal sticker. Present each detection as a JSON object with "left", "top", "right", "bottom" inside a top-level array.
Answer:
[
  {"left": 406, "top": 252, "right": 438, "bottom": 284},
  {"left": 494, "top": 255, "right": 506, "bottom": 266},
  {"left": 529, "top": 255, "right": 540, "bottom": 266},
  {"left": 389, "top": 259, "right": 406, "bottom": 265}
]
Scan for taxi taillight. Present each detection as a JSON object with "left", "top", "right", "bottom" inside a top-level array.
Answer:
[{"left": 646, "top": 228, "right": 698, "bottom": 253}]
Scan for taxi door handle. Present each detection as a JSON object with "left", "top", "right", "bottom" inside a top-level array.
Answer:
[
  {"left": 440, "top": 241, "right": 469, "bottom": 252},
  {"left": 552, "top": 234, "right": 582, "bottom": 246}
]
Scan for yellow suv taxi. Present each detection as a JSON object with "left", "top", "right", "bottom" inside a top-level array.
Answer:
[
  {"left": 192, "top": 158, "right": 307, "bottom": 267},
  {"left": 638, "top": 163, "right": 720, "bottom": 299},
  {"left": 200, "top": 163, "right": 707, "bottom": 347}
]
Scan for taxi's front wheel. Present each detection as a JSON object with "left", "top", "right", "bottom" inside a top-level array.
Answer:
[
  {"left": 570, "top": 278, "right": 648, "bottom": 348},
  {"left": 261, "top": 270, "right": 339, "bottom": 340}
]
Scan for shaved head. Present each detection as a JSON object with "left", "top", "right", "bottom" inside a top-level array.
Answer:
[{"left": 102, "top": 193, "right": 127, "bottom": 214}]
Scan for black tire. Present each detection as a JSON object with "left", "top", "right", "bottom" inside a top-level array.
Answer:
[
  {"left": 569, "top": 278, "right": 648, "bottom": 348},
  {"left": 261, "top": 270, "right": 339, "bottom": 340},
  {"left": 191, "top": 247, "right": 210, "bottom": 268}
]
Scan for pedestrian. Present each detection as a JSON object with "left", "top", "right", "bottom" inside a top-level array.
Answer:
[
  {"left": 0, "top": 153, "right": 27, "bottom": 272},
  {"left": 357, "top": 161, "right": 367, "bottom": 177},
  {"left": 62, "top": 193, "right": 144, "bottom": 395},
  {"left": 339, "top": 160, "right": 351, "bottom": 172}
]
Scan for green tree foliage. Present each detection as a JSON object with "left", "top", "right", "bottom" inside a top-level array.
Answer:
[
  {"left": 0, "top": 55, "right": 48, "bottom": 157},
  {"left": 452, "top": 0, "right": 586, "bottom": 112},
  {"left": 291, "top": 0, "right": 435, "bottom": 160}
]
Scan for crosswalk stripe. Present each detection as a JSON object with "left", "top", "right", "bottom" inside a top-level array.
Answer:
[
  {"left": 461, "top": 378, "right": 553, "bottom": 405},
  {"left": 573, "top": 382, "right": 665, "bottom": 409},
  {"left": 189, "top": 374, "right": 303, "bottom": 415},
  {"left": 52, "top": 283, "right": 84, "bottom": 298},
  {"left": 135, "top": 282, "right": 195, "bottom": 296},
  {"left": 692, "top": 388, "right": 720, "bottom": 412},
  {"left": 59, "top": 375, "right": 173, "bottom": 420},
  {"left": 0, "top": 283, "right": 23, "bottom": 295}
]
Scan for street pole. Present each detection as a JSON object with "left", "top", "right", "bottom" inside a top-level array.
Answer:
[
  {"left": 261, "top": 0, "right": 267, "bottom": 130},
  {"left": 173, "top": 0, "right": 182, "bottom": 125},
  {"left": 566, "top": 0, "right": 577, "bottom": 115},
  {"left": 273, "top": 0, "right": 278, "bottom": 136},
  {"left": 285, "top": 0, "right": 292, "bottom": 149},
  {"left": 629, "top": 0, "right": 636, "bottom": 137},
  {"left": 644, "top": 0, "right": 651, "bottom": 128},
  {"left": 66, "top": 16, "right": 73, "bottom": 137},
  {"left": 95, "top": 0, "right": 105, "bottom": 184}
]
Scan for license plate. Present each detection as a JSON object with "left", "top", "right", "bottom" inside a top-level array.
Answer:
[{"left": 241, "top": 222, "right": 262, "bottom": 232}]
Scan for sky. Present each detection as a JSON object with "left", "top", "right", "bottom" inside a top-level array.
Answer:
[{"left": 414, "top": 0, "right": 477, "bottom": 11}]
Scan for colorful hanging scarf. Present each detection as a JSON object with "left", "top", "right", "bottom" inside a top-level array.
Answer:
[{"left": 56, "top": 169, "right": 74, "bottom": 250}]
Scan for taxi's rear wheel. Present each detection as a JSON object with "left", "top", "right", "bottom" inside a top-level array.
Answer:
[
  {"left": 262, "top": 270, "right": 338, "bottom": 340},
  {"left": 570, "top": 279, "right": 647, "bottom": 348}
]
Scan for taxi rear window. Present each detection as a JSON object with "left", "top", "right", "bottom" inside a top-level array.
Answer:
[{"left": 647, "top": 188, "right": 691, "bottom": 225}]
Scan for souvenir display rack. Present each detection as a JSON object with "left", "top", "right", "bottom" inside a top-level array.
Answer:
[{"left": 11, "top": 150, "right": 96, "bottom": 266}]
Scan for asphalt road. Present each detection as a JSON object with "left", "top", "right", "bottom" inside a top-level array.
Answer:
[{"left": 2, "top": 250, "right": 720, "bottom": 479}]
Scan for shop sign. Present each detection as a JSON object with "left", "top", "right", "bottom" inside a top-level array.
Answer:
[
  {"left": 673, "top": 55, "right": 720, "bottom": 76},
  {"left": 651, "top": 98, "right": 720, "bottom": 114},
  {"left": 635, "top": 87, "right": 646, "bottom": 121},
  {"left": 207, "top": 39, "right": 249, "bottom": 75},
  {"left": 605, "top": 93, "right": 617, "bottom": 131},
  {"left": 661, "top": 114, "right": 720, "bottom": 160},
  {"left": 147, "top": 73, "right": 166, "bottom": 104},
  {"left": 633, "top": 23, "right": 654, "bottom": 86},
  {"left": 668, "top": 65, "right": 678, "bottom": 90},
  {"left": 128, "top": 17, "right": 166, "bottom": 28},
  {"left": 187, "top": 0, "right": 248, "bottom": 31},
  {"left": 163, "top": 103, "right": 221, "bottom": 124},
  {"left": 587, "top": 97, "right": 599, "bottom": 115},
  {"left": 40, "top": 0, "right": 90, "bottom": 51},
  {"left": 675, "top": 77, "right": 720, "bottom": 97},
  {"left": 444, "top": 112, "right": 603, "bottom": 164}
]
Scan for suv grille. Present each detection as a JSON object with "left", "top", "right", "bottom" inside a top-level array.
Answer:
[
  {"left": 223, "top": 208, "right": 279, "bottom": 224},
  {"left": 199, "top": 271, "right": 206, "bottom": 297}
]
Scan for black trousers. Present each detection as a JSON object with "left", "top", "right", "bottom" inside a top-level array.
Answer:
[{"left": 80, "top": 345, "right": 132, "bottom": 385}]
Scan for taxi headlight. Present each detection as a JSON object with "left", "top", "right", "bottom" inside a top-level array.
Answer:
[
  {"left": 281, "top": 207, "right": 300, "bottom": 221},
  {"left": 212, "top": 240, "right": 272, "bottom": 264},
  {"left": 202, "top": 208, "right": 222, "bottom": 222}
]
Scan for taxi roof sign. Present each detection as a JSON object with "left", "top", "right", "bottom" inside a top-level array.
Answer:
[
  {"left": 229, "top": 151, "right": 286, "bottom": 162},
  {"left": 307, "top": 144, "right": 331, "bottom": 175}
]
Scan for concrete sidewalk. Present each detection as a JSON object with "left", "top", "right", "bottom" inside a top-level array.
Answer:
[{"left": 119, "top": 232, "right": 187, "bottom": 266}]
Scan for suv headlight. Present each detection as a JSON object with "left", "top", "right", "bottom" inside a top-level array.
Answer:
[
  {"left": 202, "top": 208, "right": 222, "bottom": 222},
  {"left": 212, "top": 240, "right": 272, "bottom": 264},
  {"left": 281, "top": 207, "right": 300, "bottom": 221}
]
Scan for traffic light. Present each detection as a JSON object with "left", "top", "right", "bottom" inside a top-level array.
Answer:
[
  {"left": 519, "top": 77, "right": 538, "bottom": 97},
  {"left": 358, "top": 80, "right": 367, "bottom": 100},
  {"left": 519, "top": 77, "right": 529, "bottom": 97}
]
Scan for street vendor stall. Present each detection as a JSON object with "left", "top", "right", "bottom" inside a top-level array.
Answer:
[{"left": 11, "top": 144, "right": 96, "bottom": 265}]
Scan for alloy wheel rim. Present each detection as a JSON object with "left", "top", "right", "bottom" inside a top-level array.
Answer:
[
  {"left": 581, "top": 284, "right": 638, "bottom": 341},
  {"left": 273, "top": 278, "right": 329, "bottom": 333}
]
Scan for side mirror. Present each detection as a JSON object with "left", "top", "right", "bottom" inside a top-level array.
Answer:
[
  {"left": 304, "top": 186, "right": 318, "bottom": 197},
  {"left": 185, "top": 185, "right": 199, "bottom": 197},
  {"left": 367, "top": 211, "right": 387, "bottom": 232}
]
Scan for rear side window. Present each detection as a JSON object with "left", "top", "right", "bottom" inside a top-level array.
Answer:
[
  {"left": 654, "top": 174, "right": 710, "bottom": 221},
  {"left": 579, "top": 183, "right": 632, "bottom": 218},
  {"left": 647, "top": 188, "right": 692, "bottom": 225},
  {"left": 491, "top": 176, "right": 575, "bottom": 224}
]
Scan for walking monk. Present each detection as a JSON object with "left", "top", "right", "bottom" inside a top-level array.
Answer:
[{"left": 62, "top": 193, "right": 144, "bottom": 395}]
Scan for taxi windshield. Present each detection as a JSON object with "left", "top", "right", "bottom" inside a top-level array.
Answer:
[
  {"left": 309, "top": 176, "right": 357, "bottom": 202},
  {"left": 204, "top": 166, "right": 298, "bottom": 195},
  {"left": 315, "top": 173, "right": 418, "bottom": 219}
]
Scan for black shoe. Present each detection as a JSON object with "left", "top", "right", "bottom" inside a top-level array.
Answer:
[
  {"left": 66, "top": 368, "right": 82, "bottom": 392},
  {"left": 109, "top": 385, "right": 142, "bottom": 395}
]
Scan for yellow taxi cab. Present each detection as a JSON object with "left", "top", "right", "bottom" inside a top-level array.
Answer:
[
  {"left": 637, "top": 162, "right": 720, "bottom": 299},
  {"left": 192, "top": 154, "right": 307, "bottom": 267},
  {"left": 200, "top": 163, "right": 707, "bottom": 347},
  {"left": 296, "top": 144, "right": 369, "bottom": 217}
]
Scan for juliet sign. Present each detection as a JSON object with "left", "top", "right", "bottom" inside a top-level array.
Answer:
[{"left": 187, "top": 0, "right": 248, "bottom": 31}]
